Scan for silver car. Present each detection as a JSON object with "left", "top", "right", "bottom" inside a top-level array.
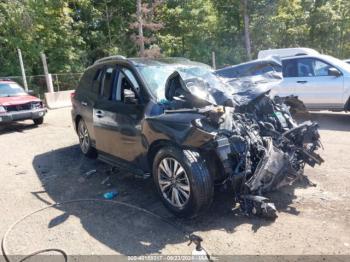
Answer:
[{"left": 273, "top": 54, "right": 350, "bottom": 111}]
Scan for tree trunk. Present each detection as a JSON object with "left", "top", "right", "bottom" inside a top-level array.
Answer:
[
  {"left": 104, "top": 0, "right": 112, "bottom": 48},
  {"left": 137, "top": 0, "right": 145, "bottom": 57},
  {"left": 242, "top": 0, "right": 252, "bottom": 60}
]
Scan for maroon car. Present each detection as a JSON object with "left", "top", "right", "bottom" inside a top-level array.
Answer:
[{"left": 0, "top": 80, "right": 46, "bottom": 125}]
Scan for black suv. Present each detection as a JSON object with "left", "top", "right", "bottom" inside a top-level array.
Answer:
[{"left": 72, "top": 56, "right": 323, "bottom": 218}]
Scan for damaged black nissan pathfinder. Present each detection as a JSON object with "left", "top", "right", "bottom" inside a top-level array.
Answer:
[{"left": 71, "top": 56, "right": 323, "bottom": 218}]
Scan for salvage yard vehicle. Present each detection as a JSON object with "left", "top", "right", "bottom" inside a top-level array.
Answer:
[
  {"left": 72, "top": 56, "right": 323, "bottom": 218},
  {"left": 0, "top": 79, "right": 46, "bottom": 125},
  {"left": 258, "top": 47, "right": 320, "bottom": 59},
  {"left": 218, "top": 51, "right": 350, "bottom": 112},
  {"left": 279, "top": 54, "right": 350, "bottom": 111}
]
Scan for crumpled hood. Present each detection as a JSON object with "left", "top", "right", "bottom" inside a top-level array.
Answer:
[
  {"left": 164, "top": 68, "right": 282, "bottom": 107},
  {"left": 0, "top": 95, "right": 40, "bottom": 106},
  {"left": 164, "top": 69, "right": 236, "bottom": 107},
  {"left": 223, "top": 74, "right": 282, "bottom": 105}
]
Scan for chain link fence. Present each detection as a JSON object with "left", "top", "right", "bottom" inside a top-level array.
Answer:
[{"left": 4, "top": 73, "right": 82, "bottom": 99}]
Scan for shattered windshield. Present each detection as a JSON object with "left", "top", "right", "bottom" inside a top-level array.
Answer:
[
  {"left": 137, "top": 65, "right": 177, "bottom": 100},
  {"left": 137, "top": 64, "right": 236, "bottom": 101}
]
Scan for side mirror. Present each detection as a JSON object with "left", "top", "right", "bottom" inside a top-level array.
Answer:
[
  {"left": 123, "top": 89, "right": 138, "bottom": 104},
  {"left": 28, "top": 90, "right": 35, "bottom": 95},
  {"left": 328, "top": 67, "right": 341, "bottom": 77}
]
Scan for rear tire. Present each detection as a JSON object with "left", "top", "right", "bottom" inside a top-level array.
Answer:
[
  {"left": 77, "top": 118, "right": 97, "bottom": 158},
  {"left": 153, "top": 146, "right": 214, "bottom": 218},
  {"left": 33, "top": 117, "right": 44, "bottom": 125}
]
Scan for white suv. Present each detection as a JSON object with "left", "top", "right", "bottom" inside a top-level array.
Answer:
[
  {"left": 258, "top": 47, "right": 320, "bottom": 59},
  {"left": 273, "top": 54, "right": 350, "bottom": 111}
]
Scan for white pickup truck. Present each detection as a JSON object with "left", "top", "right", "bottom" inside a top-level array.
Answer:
[{"left": 259, "top": 48, "right": 350, "bottom": 111}]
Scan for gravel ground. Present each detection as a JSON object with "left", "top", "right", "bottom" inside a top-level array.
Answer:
[{"left": 0, "top": 108, "right": 349, "bottom": 259}]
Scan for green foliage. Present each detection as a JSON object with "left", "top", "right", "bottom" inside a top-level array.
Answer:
[
  {"left": 1, "top": 0, "right": 350, "bottom": 76},
  {"left": 158, "top": 0, "right": 219, "bottom": 65}
]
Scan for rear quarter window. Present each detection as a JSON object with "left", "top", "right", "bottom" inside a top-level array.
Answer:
[{"left": 77, "top": 67, "right": 102, "bottom": 94}]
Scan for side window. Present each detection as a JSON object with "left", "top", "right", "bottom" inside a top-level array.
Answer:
[
  {"left": 115, "top": 68, "right": 139, "bottom": 103},
  {"left": 248, "top": 63, "right": 274, "bottom": 75},
  {"left": 282, "top": 59, "right": 298, "bottom": 77},
  {"left": 295, "top": 58, "right": 333, "bottom": 77},
  {"left": 101, "top": 66, "right": 116, "bottom": 99},
  {"left": 123, "top": 68, "right": 140, "bottom": 92},
  {"left": 239, "top": 64, "right": 251, "bottom": 77},
  {"left": 296, "top": 58, "right": 314, "bottom": 77},
  {"left": 314, "top": 59, "right": 331, "bottom": 76},
  {"left": 78, "top": 69, "right": 94, "bottom": 90},
  {"left": 92, "top": 68, "right": 102, "bottom": 94},
  {"left": 216, "top": 68, "right": 238, "bottom": 79}
]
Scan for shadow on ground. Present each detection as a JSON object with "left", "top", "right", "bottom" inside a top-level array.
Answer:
[
  {"left": 32, "top": 143, "right": 310, "bottom": 255},
  {"left": 0, "top": 121, "right": 41, "bottom": 135},
  {"left": 295, "top": 111, "right": 350, "bottom": 132}
]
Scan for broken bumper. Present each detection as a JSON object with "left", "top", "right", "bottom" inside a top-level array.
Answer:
[
  {"left": 0, "top": 108, "right": 47, "bottom": 123},
  {"left": 208, "top": 112, "right": 324, "bottom": 218}
]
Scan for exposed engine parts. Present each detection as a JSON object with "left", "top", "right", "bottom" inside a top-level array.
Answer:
[{"left": 162, "top": 70, "right": 324, "bottom": 218}]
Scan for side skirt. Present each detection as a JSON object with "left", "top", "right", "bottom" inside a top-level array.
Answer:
[{"left": 97, "top": 151, "right": 150, "bottom": 178}]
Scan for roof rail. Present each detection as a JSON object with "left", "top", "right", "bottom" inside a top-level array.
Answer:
[{"left": 94, "top": 55, "right": 126, "bottom": 64}]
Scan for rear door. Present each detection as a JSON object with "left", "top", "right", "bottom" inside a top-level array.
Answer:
[
  {"left": 74, "top": 66, "right": 103, "bottom": 142},
  {"left": 93, "top": 65, "right": 145, "bottom": 165},
  {"left": 293, "top": 58, "right": 343, "bottom": 109}
]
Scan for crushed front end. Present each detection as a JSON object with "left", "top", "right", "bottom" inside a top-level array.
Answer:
[
  {"left": 161, "top": 67, "right": 324, "bottom": 218},
  {"left": 192, "top": 95, "right": 323, "bottom": 218}
]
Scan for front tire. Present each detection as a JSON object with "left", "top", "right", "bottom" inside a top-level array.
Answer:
[
  {"left": 33, "top": 117, "right": 44, "bottom": 125},
  {"left": 77, "top": 118, "right": 97, "bottom": 158},
  {"left": 153, "top": 146, "right": 214, "bottom": 218}
]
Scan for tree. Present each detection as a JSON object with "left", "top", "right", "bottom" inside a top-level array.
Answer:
[
  {"left": 158, "top": 0, "right": 219, "bottom": 64},
  {"left": 136, "top": 0, "right": 145, "bottom": 56},
  {"left": 241, "top": 0, "right": 252, "bottom": 60},
  {"left": 129, "top": 0, "right": 163, "bottom": 57},
  {"left": 0, "top": 0, "right": 84, "bottom": 75},
  {"left": 2, "top": 0, "right": 350, "bottom": 78}
]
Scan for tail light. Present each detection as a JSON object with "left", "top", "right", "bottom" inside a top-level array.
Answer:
[{"left": 70, "top": 92, "right": 75, "bottom": 99}]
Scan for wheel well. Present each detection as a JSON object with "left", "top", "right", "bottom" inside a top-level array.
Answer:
[
  {"left": 147, "top": 140, "right": 182, "bottom": 167},
  {"left": 147, "top": 140, "right": 225, "bottom": 182},
  {"left": 75, "top": 115, "right": 82, "bottom": 132}
]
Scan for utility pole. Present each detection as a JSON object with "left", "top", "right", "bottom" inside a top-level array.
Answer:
[
  {"left": 17, "top": 49, "right": 28, "bottom": 91},
  {"left": 40, "top": 53, "right": 54, "bottom": 93},
  {"left": 212, "top": 51, "right": 216, "bottom": 70},
  {"left": 137, "top": 0, "right": 145, "bottom": 57}
]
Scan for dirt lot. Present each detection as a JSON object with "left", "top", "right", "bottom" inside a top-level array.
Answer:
[{"left": 0, "top": 107, "right": 350, "bottom": 258}]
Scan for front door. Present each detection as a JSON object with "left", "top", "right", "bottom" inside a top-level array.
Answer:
[
  {"left": 282, "top": 58, "right": 344, "bottom": 109},
  {"left": 93, "top": 65, "right": 145, "bottom": 165}
]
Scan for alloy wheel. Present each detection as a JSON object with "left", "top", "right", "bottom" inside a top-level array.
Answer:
[
  {"left": 157, "top": 157, "right": 191, "bottom": 208},
  {"left": 78, "top": 120, "right": 90, "bottom": 154}
]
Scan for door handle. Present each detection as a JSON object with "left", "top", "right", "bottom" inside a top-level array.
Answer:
[
  {"left": 81, "top": 101, "right": 88, "bottom": 106},
  {"left": 297, "top": 81, "right": 308, "bottom": 84},
  {"left": 95, "top": 110, "right": 105, "bottom": 118}
]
